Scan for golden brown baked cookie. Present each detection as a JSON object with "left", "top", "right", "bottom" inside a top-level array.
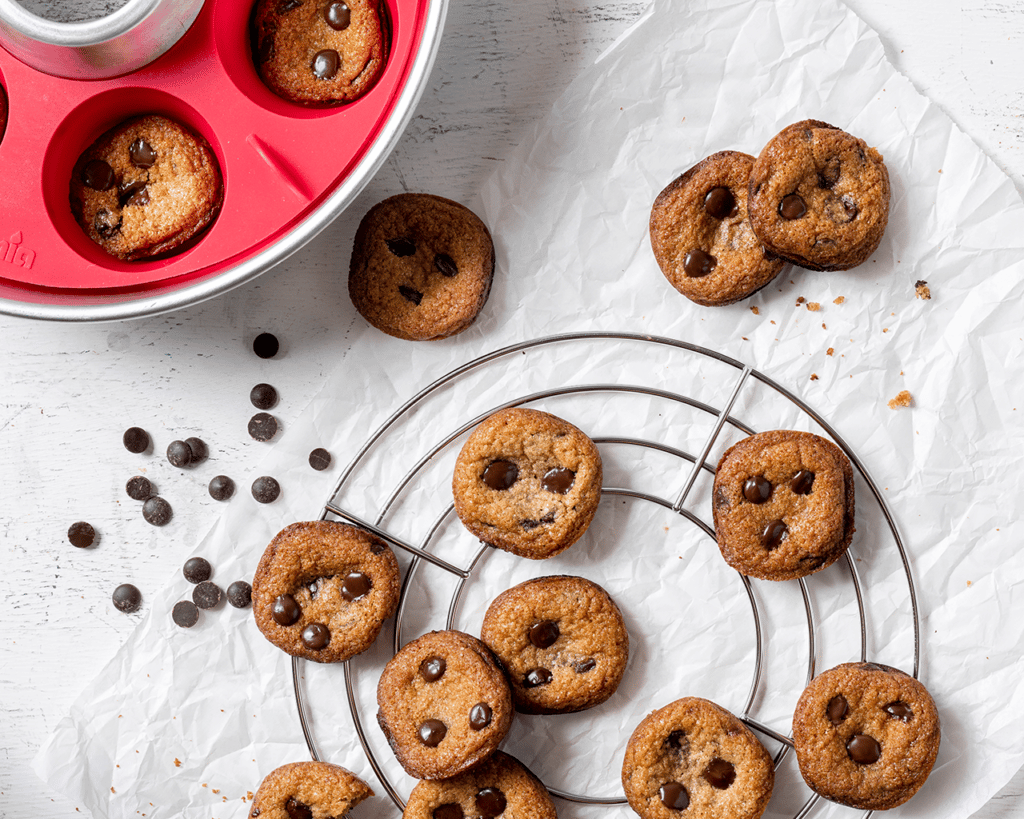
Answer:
[
  {"left": 747, "top": 120, "right": 890, "bottom": 271},
  {"left": 376, "top": 630, "right": 513, "bottom": 780},
  {"left": 650, "top": 151, "right": 784, "bottom": 306},
  {"left": 792, "top": 662, "right": 940, "bottom": 810},
  {"left": 452, "top": 408, "right": 602, "bottom": 560},
  {"left": 622, "top": 697, "right": 775, "bottom": 819},
  {"left": 480, "top": 575, "right": 628, "bottom": 714},
  {"left": 402, "top": 751, "right": 557, "bottom": 819},
  {"left": 712, "top": 430, "right": 855, "bottom": 581},
  {"left": 253, "top": 0, "right": 386, "bottom": 105},
  {"left": 349, "top": 193, "right": 495, "bottom": 340},
  {"left": 249, "top": 760, "right": 372, "bottom": 819},
  {"left": 251, "top": 521, "right": 400, "bottom": 663},
  {"left": 69, "top": 115, "right": 223, "bottom": 261}
]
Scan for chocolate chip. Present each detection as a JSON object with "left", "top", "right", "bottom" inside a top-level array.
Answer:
[
  {"left": 398, "top": 285, "right": 423, "bottom": 305},
  {"left": 827, "top": 694, "right": 849, "bottom": 725},
  {"left": 142, "top": 496, "right": 172, "bottom": 526},
  {"left": 253, "top": 333, "right": 279, "bottom": 359},
  {"left": 482, "top": 459, "right": 518, "bottom": 489},
  {"left": 118, "top": 180, "right": 149, "bottom": 208},
  {"left": 172, "top": 600, "right": 199, "bottom": 627},
  {"left": 664, "top": 730, "right": 688, "bottom": 753},
  {"left": 257, "top": 35, "right": 274, "bottom": 63},
  {"left": 283, "top": 798, "right": 312, "bottom": 819},
  {"left": 702, "top": 758, "right": 736, "bottom": 789},
  {"left": 541, "top": 467, "right": 575, "bottom": 494},
  {"left": 418, "top": 719, "right": 447, "bottom": 746},
  {"left": 308, "top": 448, "right": 332, "bottom": 471},
  {"left": 420, "top": 656, "right": 446, "bottom": 682},
  {"left": 312, "top": 49, "right": 340, "bottom": 79},
  {"left": 762, "top": 519, "right": 788, "bottom": 550},
  {"left": 126, "top": 476, "right": 153, "bottom": 501},
  {"left": 520, "top": 512, "right": 556, "bottom": 529},
  {"left": 434, "top": 253, "right": 458, "bottom": 277},
  {"left": 94, "top": 208, "right": 122, "bottom": 238},
  {"left": 742, "top": 476, "right": 771, "bottom": 503},
  {"left": 475, "top": 788, "right": 506, "bottom": 818},
  {"left": 324, "top": 1, "right": 350, "bottom": 29},
  {"left": 659, "top": 782, "right": 689, "bottom": 810},
  {"left": 301, "top": 623, "right": 330, "bottom": 649},
  {"left": 469, "top": 702, "right": 492, "bottom": 730},
  {"left": 432, "top": 805, "right": 463, "bottom": 819},
  {"left": 529, "top": 619, "right": 559, "bottom": 648},
  {"left": 167, "top": 440, "right": 192, "bottom": 467},
  {"left": 386, "top": 237, "right": 415, "bottom": 256},
  {"left": 791, "top": 470, "right": 815, "bottom": 495},
  {"left": 248, "top": 412, "right": 278, "bottom": 442},
  {"left": 884, "top": 701, "right": 914, "bottom": 722},
  {"left": 183, "top": 557, "right": 212, "bottom": 584},
  {"left": 847, "top": 733, "right": 881, "bottom": 764},
  {"left": 818, "top": 159, "right": 840, "bottom": 188},
  {"left": 523, "top": 668, "right": 552, "bottom": 688},
  {"left": 251, "top": 476, "right": 280, "bottom": 503},
  {"left": 250, "top": 383, "right": 278, "bottom": 410},
  {"left": 703, "top": 186, "right": 736, "bottom": 219},
  {"left": 683, "top": 248, "right": 716, "bottom": 278},
  {"left": 81, "top": 159, "right": 115, "bottom": 190},
  {"left": 341, "top": 571, "right": 372, "bottom": 601},
  {"left": 779, "top": 193, "right": 807, "bottom": 220},
  {"left": 193, "top": 580, "right": 222, "bottom": 610},
  {"left": 574, "top": 658, "right": 596, "bottom": 673},
  {"left": 112, "top": 583, "right": 142, "bottom": 613},
  {"left": 185, "top": 437, "right": 208, "bottom": 464},
  {"left": 842, "top": 195, "right": 858, "bottom": 220},
  {"left": 278, "top": 0, "right": 301, "bottom": 10},
  {"left": 68, "top": 521, "right": 96, "bottom": 549},
  {"left": 271, "top": 593, "right": 301, "bottom": 625},
  {"left": 227, "top": 580, "right": 252, "bottom": 608},
  {"left": 208, "top": 475, "right": 235, "bottom": 501},
  {"left": 123, "top": 427, "right": 150, "bottom": 453},
  {"left": 129, "top": 138, "right": 156, "bottom": 168}
]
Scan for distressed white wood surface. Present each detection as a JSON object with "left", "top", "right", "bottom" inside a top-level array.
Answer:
[{"left": 1, "top": 0, "right": 1022, "bottom": 816}]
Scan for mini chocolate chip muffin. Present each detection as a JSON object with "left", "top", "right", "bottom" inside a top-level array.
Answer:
[
  {"left": 747, "top": 120, "right": 890, "bottom": 271},
  {"left": 249, "top": 760, "right": 373, "bottom": 819},
  {"left": 253, "top": 0, "right": 386, "bottom": 105},
  {"left": 622, "top": 697, "right": 775, "bottom": 819},
  {"left": 712, "top": 430, "right": 855, "bottom": 581},
  {"left": 348, "top": 193, "right": 495, "bottom": 340},
  {"left": 402, "top": 751, "right": 557, "bottom": 819},
  {"left": 650, "top": 151, "right": 784, "bottom": 306},
  {"left": 69, "top": 114, "right": 223, "bottom": 261},
  {"left": 452, "top": 408, "right": 602, "bottom": 560},
  {"left": 792, "top": 662, "right": 940, "bottom": 810},
  {"left": 251, "top": 520, "right": 400, "bottom": 663},
  {"left": 480, "top": 575, "right": 628, "bottom": 714},
  {"left": 376, "top": 630, "right": 513, "bottom": 780}
]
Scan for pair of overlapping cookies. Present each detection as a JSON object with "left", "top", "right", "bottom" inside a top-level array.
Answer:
[{"left": 650, "top": 120, "right": 891, "bottom": 306}]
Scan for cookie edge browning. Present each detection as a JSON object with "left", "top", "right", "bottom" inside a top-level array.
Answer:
[
  {"left": 791, "top": 662, "right": 941, "bottom": 810},
  {"left": 250, "top": 760, "right": 373, "bottom": 818}
]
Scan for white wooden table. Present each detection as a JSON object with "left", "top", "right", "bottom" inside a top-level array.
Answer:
[{"left": 1, "top": 0, "right": 1022, "bottom": 816}]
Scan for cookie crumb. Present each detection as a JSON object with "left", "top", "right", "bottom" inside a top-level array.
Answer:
[
  {"left": 887, "top": 390, "right": 913, "bottom": 409},
  {"left": 796, "top": 296, "right": 806, "bottom": 305},
  {"left": 810, "top": 373, "right": 819, "bottom": 381},
  {"left": 915, "top": 280, "right": 931, "bottom": 300},
  {"left": 827, "top": 347, "right": 834, "bottom": 356},
  {"left": 822, "top": 323, "right": 827, "bottom": 329},
  {"left": 770, "top": 320, "right": 776, "bottom": 325},
  {"left": 807, "top": 302, "right": 820, "bottom": 311},
  {"left": 750, "top": 306, "right": 760, "bottom": 315},
  {"left": 966, "top": 580, "right": 972, "bottom": 587},
  {"left": 110, "top": 788, "right": 116, "bottom": 794},
  {"left": 834, "top": 296, "right": 845, "bottom": 304},
  {"left": 173, "top": 759, "right": 181, "bottom": 768}
]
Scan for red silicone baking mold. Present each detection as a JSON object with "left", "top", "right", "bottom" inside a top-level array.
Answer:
[{"left": 0, "top": 0, "right": 437, "bottom": 317}]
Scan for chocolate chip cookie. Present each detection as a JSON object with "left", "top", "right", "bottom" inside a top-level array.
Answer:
[
  {"left": 249, "top": 760, "right": 373, "bottom": 819},
  {"left": 452, "top": 408, "right": 602, "bottom": 560},
  {"left": 69, "top": 114, "right": 223, "bottom": 261},
  {"left": 253, "top": 0, "right": 386, "bottom": 105},
  {"left": 650, "top": 151, "right": 784, "bottom": 306},
  {"left": 747, "top": 120, "right": 890, "bottom": 271},
  {"left": 376, "top": 630, "right": 513, "bottom": 780},
  {"left": 792, "top": 662, "right": 940, "bottom": 810},
  {"left": 402, "top": 751, "right": 557, "bottom": 819},
  {"left": 622, "top": 697, "right": 775, "bottom": 819},
  {"left": 712, "top": 430, "right": 855, "bottom": 581},
  {"left": 348, "top": 193, "right": 495, "bottom": 340},
  {"left": 480, "top": 575, "right": 628, "bottom": 714},
  {"left": 252, "top": 520, "right": 400, "bottom": 663}
]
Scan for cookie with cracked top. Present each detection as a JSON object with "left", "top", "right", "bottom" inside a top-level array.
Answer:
[
  {"left": 480, "top": 574, "right": 628, "bottom": 714},
  {"left": 251, "top": 520, "right": 400, "bottom": 663},
  {"left": 452, "top": 407, "right": 602, "bottom": 560},
  {"left": 792, "top": 662, "right": 940, "bottom": 810},
  {"left": 712, "top": 430, "right": 854, "bottom": 581},
  {"left": 622, "top": 697, "right": 775, "bottom": 819},
  {"left": 650, "top": 151, "right": 784, "bottom": 306},
  {"left": 747, "top": 120, "right": 890, "bottom": 271},
  {"left": 349, "top": 193, "right": 495, "bottom": 340},
  {"left": 376, "top": 629, "right": 513, "bottom": 780},
  {"left": 249, "top": 760, "right": 372, "bottom": 819}
]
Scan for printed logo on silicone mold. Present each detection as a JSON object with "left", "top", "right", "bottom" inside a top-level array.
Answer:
[{"left": 0, "top": 232, "right": 34, "bottom": 269}]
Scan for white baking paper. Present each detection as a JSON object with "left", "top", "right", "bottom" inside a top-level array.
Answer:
[{"left": 35, "top": 0, "right": 1024, "bottom": 817}]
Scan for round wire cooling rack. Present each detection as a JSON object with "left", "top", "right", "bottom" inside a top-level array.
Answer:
[{"left": 289, "top": 331, "right": 921, "bottom": 818}]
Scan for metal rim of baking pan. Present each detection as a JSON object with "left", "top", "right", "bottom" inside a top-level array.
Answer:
[{"left": 293, "top": 332, "right": 920, "bottom": 815}]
